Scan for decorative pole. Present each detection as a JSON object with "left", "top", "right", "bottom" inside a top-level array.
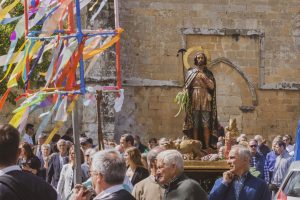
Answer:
[
  {"left": 75, "top": 0, "right": 86, "bottom": 94},
  {"left": 114, "top": 0, "right": 121, "bottom": 89},
  {"left": 72, "top": 0, "right": 82, "bottom": 185},
  {"left": 24, "top": 0, "right": 30, "bottom": 90},
  {"left": 97, "top": 90, "right": 105, "bottom": 150}
]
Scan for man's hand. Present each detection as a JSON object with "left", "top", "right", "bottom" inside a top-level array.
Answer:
[
  {"left": 71, "top": 185, "right": 88, "bottom": 200},
  {"left": 223, "top": 170, "right": 234, "bottom": 184}
]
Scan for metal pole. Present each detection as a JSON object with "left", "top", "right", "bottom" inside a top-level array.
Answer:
[
  {"left": 114, "top": 0, "right": 120, "bottom": 28},
  {"left": 72, "top": 100, "right": 82, "bottom": 184}
]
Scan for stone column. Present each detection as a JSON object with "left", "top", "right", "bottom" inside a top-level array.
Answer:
[{"left": 83, "top": 0, "right": 117, "bottom": 142}]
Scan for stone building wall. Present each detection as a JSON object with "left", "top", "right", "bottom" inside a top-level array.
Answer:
[
  {"left": 1, "top": 1, "right": 299, "bottom": 145},
  {"left": 114, "top": 0, "right": 300, "bottom": 143}
]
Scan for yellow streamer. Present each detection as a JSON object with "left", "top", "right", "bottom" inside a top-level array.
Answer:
[
  {"left": 7, "top": 40, "right": 32, "bottom": 88},
  {"left": 83, "top": 28, "right": 124, "bottom": 60},
  {"left": 9, "top": 108, "right": 26, "bottom": 128},
  {"left": 44, "top": 95, "right": 79, "bottom": 144},
  {"left": 7, "top": 40, "right": 43, "bottom": 88},
  {"left": 0, "top": 40, "right": 27, "bottom": 82},
  {"left": 0, "top": 0, "right": 20, "bottom": 21}
]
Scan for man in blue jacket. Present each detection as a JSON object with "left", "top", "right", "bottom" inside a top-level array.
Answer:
[{"left": 209, "top": 144, "right": 271, "bottom": 200}]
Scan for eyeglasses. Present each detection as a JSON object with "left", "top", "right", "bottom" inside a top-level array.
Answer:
[
  {"left": 250, "top": 145, "right": 257, "bottom": 148},
  {"left": 89, "top": 170, "right": 99, "bottom": 176}
]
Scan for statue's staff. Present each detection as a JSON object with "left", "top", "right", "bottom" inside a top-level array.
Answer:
[{"left": 177, "top": 48, "right": 187, "bottom": 81}]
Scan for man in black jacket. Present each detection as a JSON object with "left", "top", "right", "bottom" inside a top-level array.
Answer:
[
  {"left": 0, "top": 124, "right": 57, "bottom": 200},
  {"left": 74, "top": 149, "right": 135, "bottom": 200}
]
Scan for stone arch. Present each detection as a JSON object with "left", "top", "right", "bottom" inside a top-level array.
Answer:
[{"left": 208, "top": 57, "right": 258, "bottom": 107}]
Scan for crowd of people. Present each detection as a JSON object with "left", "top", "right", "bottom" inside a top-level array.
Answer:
[{"left": 0, "top": 123, "right": 297, "bottom": 200}]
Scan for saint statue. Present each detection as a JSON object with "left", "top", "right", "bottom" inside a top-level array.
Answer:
[{"left": 183, "top": 52, "right": 218, "bottom": 149}]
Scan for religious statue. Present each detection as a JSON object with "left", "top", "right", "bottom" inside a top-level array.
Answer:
[{"left": 183, "top": 52, "right": 218, "bottom": 149}]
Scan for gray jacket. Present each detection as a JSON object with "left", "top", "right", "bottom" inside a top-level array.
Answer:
[{"left": 164, "top": 174, "right": 207, "bottom": 200}]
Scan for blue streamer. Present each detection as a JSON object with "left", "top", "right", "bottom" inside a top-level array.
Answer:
[
  {"left": 3, "top": 39, "right": 17, "bottom": 72},
  {"left": 0, "top": 16, "right": 22, "bottom": 25},
  {"left": 295, "top": 119, "right": 300, "bottom": 161},
  {"left": 75, "top": 0, "right": 86, "bottom": 94},
  {"left": 36, "top": 4, "right": 59, "bottom": 25}
]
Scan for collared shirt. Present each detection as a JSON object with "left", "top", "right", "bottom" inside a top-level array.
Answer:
[
  {"left": 265, "top": 151, "right": 277, "bottom": 172},
  {"left": 272, "top": 150, "right": 293, "bottom": 187},
  {"left": 263, "top": 162, "right": 270, "bottom": 183},
  {"left": 265, "top": 150, "right": 277, "bottom": 183},
  {"left": 251, "top": 156, "right": 257, "bottom": 167},
  {"left": 23, "top": 133, "right": 33, "bottom": 145},
  {"left": 59, "top": 155, "right": 64, "bottom": 168},
  {"left": 233, "top": 173, "right": 248, "bottom": 200},
  {"left": 286, "top": 144, "right": 294, "bottom": 156},
  {"left": 250, "top": 152, "right": 266, "bottom": 180},
  {"left": 94, "top": 184, "right": 123, "bottom": 200},
  {"left": 36, "top": 145, "right": 43, "bottom": 160}
]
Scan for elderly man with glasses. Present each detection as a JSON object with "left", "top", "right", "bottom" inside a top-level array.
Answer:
[{"left": 74, "top": 150, "right": 135, "bottom": 200}]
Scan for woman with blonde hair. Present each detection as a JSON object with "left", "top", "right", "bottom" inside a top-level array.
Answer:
[
  {"left": 124, "top": 147, "right": 149, "bottom": 186},
  {"left": 57, "top": 146, "right": 88, "bottom": 200}
]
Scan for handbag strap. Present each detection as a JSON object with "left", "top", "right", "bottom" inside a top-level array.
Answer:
[{"left": 0, "top": 174, "right": 33, "bottom": 200}]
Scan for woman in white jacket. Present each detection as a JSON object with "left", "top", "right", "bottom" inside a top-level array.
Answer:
[{"left": 57, "top": 145, "right": 89, "bottom": 200}]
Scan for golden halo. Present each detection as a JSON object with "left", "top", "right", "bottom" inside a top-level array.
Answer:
[{"left": 183, "top": 46, "right": 211, "bottom": 69}]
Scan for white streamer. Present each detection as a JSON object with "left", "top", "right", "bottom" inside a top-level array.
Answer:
[{"left": 90, "top": 0, "right": 108, "bottom": 23}]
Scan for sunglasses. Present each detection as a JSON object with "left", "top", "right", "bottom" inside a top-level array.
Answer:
[{"left": 250, "top": 145, "right": 257, "bottom": 148}]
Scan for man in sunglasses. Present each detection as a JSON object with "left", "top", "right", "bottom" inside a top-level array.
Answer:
[{"left": 248, "top": 139, "right": 267, "bottom": 181}]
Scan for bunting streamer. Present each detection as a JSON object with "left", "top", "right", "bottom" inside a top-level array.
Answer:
[
  {"left": 0, "top": 0, "right": 123, "bottom": 142},
  {"left": 9, "top": 108, "right": 27, "bottom": 128},
  {"left": 44, "top": 95, "right": 78, "bottom": 144},
  {"left": 0, "top": 0, "right": 20, "bottom": 21},
  {"left": 0, "top": 88, "right": 11, "bottom": 111},
  {"left": 90, "top": 0, "right": 108, "bottom": 23},
  {"left": 35, "top": 95, "right": 62, "bottom": 139},
  {"left": 295, "top": 120, "right": 300, "bottom": 161}
]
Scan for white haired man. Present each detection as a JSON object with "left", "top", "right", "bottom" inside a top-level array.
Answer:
[
  {"left": 132, "top": 146, "right": 165, "bottom": 200},
  {"left": 47, "top": 139, "right": 69, "bottom": 188},
  {"left": 156, "top": 150, "right": 207, "bottom": 200},
  {"left": 74, "top": 149, "right": 135, "bottom": 200},
  {"left": 209, "top": 145, "right": 270, "bottom": 200}
]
